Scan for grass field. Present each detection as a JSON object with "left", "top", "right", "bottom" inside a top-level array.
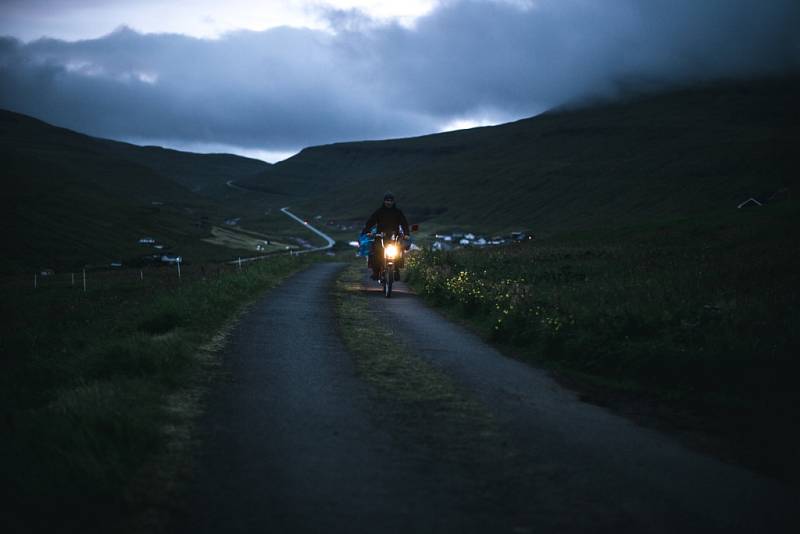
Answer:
[
  {"left": 405, "top": 200, "right": 800, "bottom": 481},
  {"left": 1, "top": 254, "right": 317, "bottom": 533},
  {"left": 202, "top": 225, "right": 296, "bottom": 253}
]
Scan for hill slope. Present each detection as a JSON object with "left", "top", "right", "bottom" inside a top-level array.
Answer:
[
  {"left": 0, "top": 110, "right": 269, "bottom": 272},
  {"left": 97, "top": 140, "right": 270, "bottom": 197},
  {"left": 240, "top": 76, "right": 799, "bottom": 233}
]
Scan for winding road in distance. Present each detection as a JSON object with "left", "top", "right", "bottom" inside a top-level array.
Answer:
[
  {"left": 224, "top": 178, "right": 335, "bottom": 261},
  {"left": 279, "top": 206, "right": 336, "bottom": 253},
  {"left": 170, "top": 260, "right": 800, "bottom": 533}
]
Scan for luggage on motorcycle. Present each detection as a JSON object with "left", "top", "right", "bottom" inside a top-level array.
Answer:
[{"left": 358, "top": 227, "right": 376, "bottom": 257}]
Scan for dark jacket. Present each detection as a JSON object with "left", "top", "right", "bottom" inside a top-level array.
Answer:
[{"left": 362, "top": 205, "right": 409, "bottom": 236}]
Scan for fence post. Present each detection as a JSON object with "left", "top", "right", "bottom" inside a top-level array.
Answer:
[
  {"left": 82, "top": 269, "right": 87, "bottom": 293},
  {"left": 34, "top": 272, "right": 38, "bottom": 289},
  {"left": 238, "top": 257, "right": 242, "bottom": 271},
  {"left": 140, "top": 270, "right": 144, "bottom": 281},
  {"left": 71, "top": 272, "right": 75, "bottom": 286},
  {"left": 177, "top": 261, "right": 181, "bottom": 280}
]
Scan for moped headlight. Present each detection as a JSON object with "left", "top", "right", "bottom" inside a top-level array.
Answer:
[{"left": 384, "top": 244, "right": 398, "bottom": 259}]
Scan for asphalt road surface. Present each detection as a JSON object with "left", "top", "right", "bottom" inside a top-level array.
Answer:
[{"left": 172, "top": 262, "right": 799, "bottom": 533}]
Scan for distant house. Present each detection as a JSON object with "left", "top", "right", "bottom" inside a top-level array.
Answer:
[
  {"left": 138, "top": 237, "right": 156, "bottom": 244},
  {"left": 110, "top": 261, "right": 123, "bottom": 268},
  {"left": 464, "top": 233, "right": 476, "bottom": 240},
  {"left": 40, "top": 268, "right": 55, "bottom": 276},
  {"left": 510, "top": 231, "right": 534, "bottom": 241},
  {"left": 161, "top": 255, "right": 182, "bottom": 264},
  {"left": 737, "top": 198, "right": 763, "bottom": 209},
  {"left": 459, "top": 238, "right": 470, "bottom": 246}
]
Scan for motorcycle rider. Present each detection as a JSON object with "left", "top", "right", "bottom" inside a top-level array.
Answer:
[{"left": 362, "top": 192, "right": 410, "bottom": 280}]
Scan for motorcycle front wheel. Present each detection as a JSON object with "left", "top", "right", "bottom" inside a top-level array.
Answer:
[{"left": 384, "top": 265, "right": 394, "bottom": 298}]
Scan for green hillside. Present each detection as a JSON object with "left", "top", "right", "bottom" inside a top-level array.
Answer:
[
  {"left": 240, "top": 76, "right": 799, "bottom": 234},
  {"left": 0, "top": 110, "right": 276, "bottom": 273}
]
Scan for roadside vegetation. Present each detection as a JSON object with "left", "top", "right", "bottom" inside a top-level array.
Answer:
[
  {"left": 406, "top": 202, "right": 800, "bottom": 481},
  {"left": 1, "top": 255, "right": 316, "bottom": 533}
]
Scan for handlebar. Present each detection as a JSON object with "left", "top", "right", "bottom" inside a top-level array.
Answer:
[{"left": 368, "top": 232, "right": 409, "bottom": 239}]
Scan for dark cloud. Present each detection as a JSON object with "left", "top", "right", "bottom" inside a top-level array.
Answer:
[{"left": 1, "top": 0, "right": 799, "bottom": 156}]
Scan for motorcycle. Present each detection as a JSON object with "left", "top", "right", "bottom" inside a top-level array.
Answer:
[{"left": 372, "top": 230, "right": 405, "bottom": 298}]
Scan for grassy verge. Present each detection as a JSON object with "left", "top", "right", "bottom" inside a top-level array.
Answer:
[
  {"left": 405, "top": 203, "right": 800, "bottom": 482},
  {"left": 334, "top": 264, "right": 500, "bottom": 461},
  {"left": 1, "top": 255, "right": 316, "bottom": 533}
]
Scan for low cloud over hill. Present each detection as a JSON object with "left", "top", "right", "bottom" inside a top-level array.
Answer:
[{"left": 1, "top": 0, "right": 798, "bottom": 156}]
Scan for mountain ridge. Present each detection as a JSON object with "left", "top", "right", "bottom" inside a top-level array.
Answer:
[{"left": 240, "top": 75, "right": 799, "bottom": 234}]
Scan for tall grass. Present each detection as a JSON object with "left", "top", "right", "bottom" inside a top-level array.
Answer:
[
  {"left": 1, "top": 256, "right": 315, "bottom": 533},
  {"left": 406, "top": 208, "right": 800, "bottom": 403}
]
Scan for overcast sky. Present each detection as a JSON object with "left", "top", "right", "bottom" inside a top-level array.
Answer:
[{"left": 1, "top": 0, "right": 799, "bottom": 162}]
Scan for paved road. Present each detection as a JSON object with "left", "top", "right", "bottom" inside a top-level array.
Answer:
[
  {"left": 173, "top": 263, "right": 504, "bottom": 533},
  {"left": 280, "top": 207, "right": 336, "bottom": 252},
  {"left": 172, "top": 263, "right": 799, "bottom": 533},
  {"left": 225, "top": 179, "right": 250, "bottom": 192},
  {"left": 224, "top": 207, "right": 335, "bottom": 265}
]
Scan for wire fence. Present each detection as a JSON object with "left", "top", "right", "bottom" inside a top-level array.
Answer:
[
  {"left": 3, "top": 207, "right": 338, "bottom": 297},
  {"left": 0, "top": 253, "right": 297, "bottom": 296}
]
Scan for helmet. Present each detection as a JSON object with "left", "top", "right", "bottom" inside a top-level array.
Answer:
[{"left": 384, "top": 191, "right": 395, "bottom": 201}]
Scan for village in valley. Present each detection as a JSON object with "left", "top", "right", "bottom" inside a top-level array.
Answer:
[{"left": 430, "top": 230, "right": 534, "bottom": 251}]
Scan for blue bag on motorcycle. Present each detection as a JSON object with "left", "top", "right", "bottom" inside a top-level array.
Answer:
[{"left": 357, "top": 226, "right": 376, "bottom": 257}]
